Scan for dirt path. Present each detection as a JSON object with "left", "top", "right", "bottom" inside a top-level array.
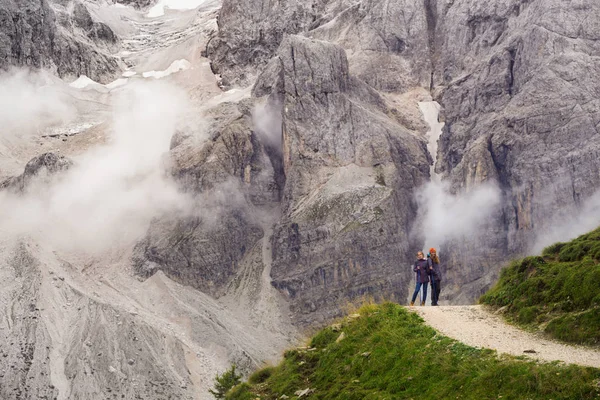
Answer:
[{"left": 412, "top": 305, "right": 600, "bottom": 368}]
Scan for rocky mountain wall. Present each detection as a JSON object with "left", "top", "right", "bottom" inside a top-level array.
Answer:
[
  {"left": 3, "top": 0, "right": 599, "bottom": 332},
  {"left": 205, "top": 0, "right": 600, "bottom": 308},
  {"left": 134, "top": 33, "right": 431, "bottom": 325},
  {"left": 433, "top": 0, "right": 600, "bottom": 301},
  {"left": 0, "top": 0, "right": 119, "bottom": 82},
  {"left": 256, "top": 35, "right": 430, "bottom": 324}
]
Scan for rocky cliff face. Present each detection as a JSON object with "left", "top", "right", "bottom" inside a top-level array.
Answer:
[
  {"left": 0, "top": 149, "right": 294, "bottom": 399},
  {"left": 431, "top": 0, "right": 600, "bottom": 301},
  {"left": 204, "top": 0, "right": 600, "bottom": 307},
  {"left": 0, "top": 0, "right": 119, "bottom": 82},
  {"left": 136, "top": 29, "right": 432, "bottom": 325},
  {"left": 132, "top": 100, "right": 280, "bottom": 298},
  {"left": 207, "top": 0, "right": 433, "bottom": 92},
  {"left": 257, "top": 35, "right": 430, "bottom": 324},
  {"left": 0, "top": 152, "right": 72, "bottom": 192}
]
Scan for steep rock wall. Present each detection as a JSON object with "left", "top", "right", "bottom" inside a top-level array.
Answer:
[{"left": 0, "top": 0, "right": 118, "bottom": 82}]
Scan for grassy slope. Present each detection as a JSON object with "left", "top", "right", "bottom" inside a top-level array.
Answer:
[
  {"left": 225, "top": 303, "right": 600, "bottom": 400},
  {"left": 481, "top": 227, "right": 600, "bottom": 346}
]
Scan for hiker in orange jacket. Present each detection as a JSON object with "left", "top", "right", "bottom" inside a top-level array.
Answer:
[{"left": 429, "top": 248, "right": 442, "bottom": 306}]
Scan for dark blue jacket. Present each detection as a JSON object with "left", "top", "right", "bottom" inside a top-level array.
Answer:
[
  {"left": 413, "top": 258, "right": 430, "bottom": 283},
  {"left": 430, "top": 260, "right": 442, "bottom": 281}
]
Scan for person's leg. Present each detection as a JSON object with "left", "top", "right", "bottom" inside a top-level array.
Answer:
[
  {"left": 421, "top": 282, "right": 428, "bottom": 305},
  {"left": 411, "top": 282, "right": 422, "bottom": 304},
  {"left": 430, "top": 281, "right": 437, "bottom": 305},
  {"left": 435, "top": 280, "right": 441, "bottom": 304}
]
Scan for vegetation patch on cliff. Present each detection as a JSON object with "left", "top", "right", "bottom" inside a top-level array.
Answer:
[
  {"left": 481, "top": 227, "right": 600, "bottom": 346},
  {"left": 224, "top": 303, "right": 600, "bottom": 399}
]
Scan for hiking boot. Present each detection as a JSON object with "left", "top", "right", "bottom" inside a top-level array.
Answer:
[
  {"left": 420, "top": 301, "right": 425, "bottom": 306},
  {"left": 409, "top": 301, "right": 414, "bottom": 306}
]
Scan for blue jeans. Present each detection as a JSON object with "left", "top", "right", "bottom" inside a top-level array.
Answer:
[{"left": 411, "top": 281, "right": 428, "bottom": 303}]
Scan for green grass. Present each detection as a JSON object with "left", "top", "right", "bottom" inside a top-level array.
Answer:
[
  {"left": 225, "top": 303, "right": 600, "bottom": 400},
  {"left": 480, "top": 227, "right": 600, "bottom": 346}
]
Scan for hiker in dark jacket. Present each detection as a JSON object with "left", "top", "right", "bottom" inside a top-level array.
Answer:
[
  {"left": 410, "top": 251, "right": 431, "bottom": 306},
  {"left": 428, "top": 248, "right": 442, "bottom": 306}
]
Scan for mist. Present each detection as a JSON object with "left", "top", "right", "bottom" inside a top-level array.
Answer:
[
  {"left": 0, "top": 78, "right": 192, "bottom": 255},
  {"left": 415, "top": 180, "right": 502, "bottom": 252},
  {"left": 531, "top": 189, "right": 600, "bottom": 253},
  {"left": 0, "top": 69, "right": 76, "bottom": 139},
  {"left": 415, "top": 101, "right": 502, "bottom": 254},
  {"left": 252, "top": 100, "right": 282, "bottom": 150}
]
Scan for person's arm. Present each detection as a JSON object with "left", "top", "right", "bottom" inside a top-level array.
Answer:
[{"left": 413, "top": 262, "right": 418, "bottom": 272}]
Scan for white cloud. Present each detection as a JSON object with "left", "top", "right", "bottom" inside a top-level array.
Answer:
[
  {"left": 532, "top": 190, "right": 600, "bottom": 253},
  {"left": 0, "top": 79, "right": 192, "bottom": 254},
  {"left": 415, "top": 180, "right": 502, "bottom": 252},
  {"left": 0, "top": 69, "right": 76, "bottom": 139}
]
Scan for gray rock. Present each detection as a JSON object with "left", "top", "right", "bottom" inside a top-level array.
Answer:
[
  {"left": 0, "top": 244, "right": 196, "bottom": 400},
  {"left": 132, "top": 101, "right": 280, "bottom": 297},
  {"left": 206, "top": 0, "right": 335, "bottom": 88},
  {"left": 135, "top": 35, "right": 431, "bottom": 324},
  {"left": 0, "top": 0, "right": 119, "bottom": 82},
  {"left": 208, "top": 0, "right": 600, "bottom": 311},
  {"left": 0, "top": 152, "right": 73, "bottom": 193},
  {"left": 113, "top": 0, "right": 156, "bottom": 9},
  {"left": 209, "top": 0, "right": 433, "bottom": 92},
  {"left": 0, "top": 244, "right": 58, "bottom": 400},
  {"left": 256, "top": 35, "right": 430, "bottom": 325},
  {"left": 308, "top": 0, "right": 432, "bottom": 92},
  {"left": 432, "top": 0, "right": 600, "bottom": 302}
]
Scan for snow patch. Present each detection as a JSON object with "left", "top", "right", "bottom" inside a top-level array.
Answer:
[
  {"left": 43, "top": 122, "right": 99, "bottom": 138},
  {"left": 69, "top": 75, "right": 129, "bottom": 91},
  {"left": 418, "top": 101, "right": 444, "bottom": 181},
  {"left": 204, "top": 87, "right": 251, "bottom": 108},
  {"left": 122, "top": 71, "right": 137, "bottom": 78},
  {"left": 69, "top": 75, "right": 100, "bottom": 89},
  {"left": 146, "top": 0, "right": 209, "bottom": 18},
  {"left": 142, "top": 59, "right": 191, "bottom": 79}
]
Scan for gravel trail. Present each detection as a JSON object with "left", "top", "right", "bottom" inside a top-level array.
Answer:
[{"left": 413, "top": 305, "right": 600, "bottom": 368}]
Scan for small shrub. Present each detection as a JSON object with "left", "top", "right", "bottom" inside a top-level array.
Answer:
[
  {"left": 224, "top": 383, "right": 254, "bottom": 400},
  {"left": 542, "top": 242, "right": 565, "bottom": 257},
  {"left": 248, "top": 366, "right": 275, "bottom": 384},
  {"left": 518, "top": 306, "right": 539, "bottom": 324},
  {"left": 209, "top": 365, "right": 242, "bottom": 399}
]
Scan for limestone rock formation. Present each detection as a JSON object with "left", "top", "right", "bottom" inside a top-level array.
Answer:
[
  {"left": 256, "top": 35, "right": 430, "bottom": 324},
  {"left": 206, "top": 0, "right": 333, "bottom": 88},
  {"left": 134, "top": 34, "right": 431, "bottom": 324},
  {"left": 432, "top": 0, "right": 600, "bottom": 301},
  {"left": 133, "top": 101, "right": 280, "bottom": 297},
  {"left": 0, "top": 152, "right": 72, "bottom": 193},
  {"left": 208, "top": 0, "right": 600, "bottom": 305},
  {"left": 308, "top": 0, "right": 432, "bottom": 92},
  {"left": 0, "top": 0, "right": 119, "bottom": 82}
]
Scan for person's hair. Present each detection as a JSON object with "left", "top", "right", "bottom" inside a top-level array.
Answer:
[{"left": 431, "top": 253, "right": 440, "bottom": 264}]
